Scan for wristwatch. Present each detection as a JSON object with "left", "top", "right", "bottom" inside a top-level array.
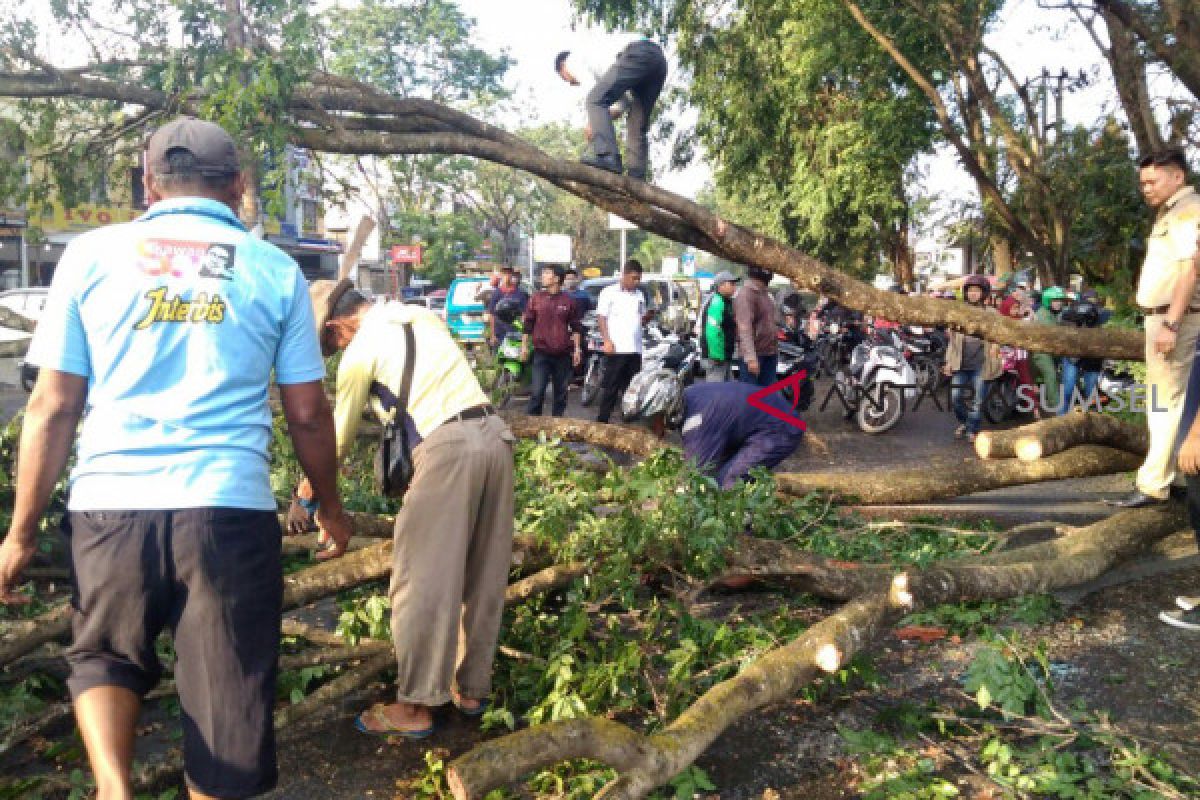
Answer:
[{"left": 1164, "top": 319, "right": 1180, "bottom": 333}]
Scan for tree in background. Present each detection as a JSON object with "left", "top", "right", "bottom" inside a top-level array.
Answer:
[{"left": 322, "top": 0, "right": 512, "bottom": 285}]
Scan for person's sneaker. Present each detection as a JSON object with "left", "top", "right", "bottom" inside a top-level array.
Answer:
[
  {"left": 1158, "top": 607, "right": 1200, "bottom": 631},
  {"left": 1177, "top": 596, "right": 1200, "bottom": 612},
  {"left": 954, "top": 424, "right": 966, "bottom": 440}
]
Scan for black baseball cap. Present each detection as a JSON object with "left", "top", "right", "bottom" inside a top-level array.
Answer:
[{"left": 146, "top": 117, "right": 241, "bottom": 177}]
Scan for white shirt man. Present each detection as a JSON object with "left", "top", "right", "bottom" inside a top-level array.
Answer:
[{"left": 594, "top": 261, "right": 651, "bottom": 423}]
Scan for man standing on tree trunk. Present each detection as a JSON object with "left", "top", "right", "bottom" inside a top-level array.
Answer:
[
  {"left": 1109, "top": 149, "right": 1200, "bottom": 509},
  {"left": 555, "top": 34, "right": 668, "bottom": 180},
  {"left": 0, "top": 117, "right": 351, "bottom": 800},
  {"left": 296, "top": 282, "right": 515, "bottom": 739}
]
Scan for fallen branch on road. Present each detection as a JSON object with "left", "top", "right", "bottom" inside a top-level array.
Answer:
[
  {"left": 775, "top": 445, "right": 1142, "bottom": 504},
  {"left": 974, "top": 412, "right": 1148, "bottom": 461},
  {"left": 445, "top": 503, "right": 1186, "bottom": 799}
]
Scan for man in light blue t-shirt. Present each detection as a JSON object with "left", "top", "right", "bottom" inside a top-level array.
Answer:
[{"left": 0, "top": 117, "right": 351, "bottom": 800}]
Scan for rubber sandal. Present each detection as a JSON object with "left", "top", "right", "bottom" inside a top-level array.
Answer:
[{"left": 353, "top": 706, "right": 435, "bottom": 739}]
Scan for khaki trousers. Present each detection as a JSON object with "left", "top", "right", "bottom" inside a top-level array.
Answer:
[
  {"left": 388, "top": 414, "right": 515, "bottom": 705},
  {"left": 1136, "top": 314, "right": 1200, "bottom": 498}
]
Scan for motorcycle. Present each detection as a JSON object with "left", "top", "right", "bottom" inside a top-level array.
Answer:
[
  {"left": 1098, "top": 359, "right": 1137, "bottom": 407},
  {"left": 983, "top": 346, "right": 1025, "bottom": 424},
  {"left": 640, "top": 326, "right": 702, "bottom": 383},
  {"left": 812, "top": 319, "right": 865, "bottom": 379},
  {"left": 834, "top": 335, "right": 919, "bottom": 434},
  {"left": 897, "top": 326, "right": 947, "bottom": 395},
  {"left": 490, "top": 320, "right": 529, "bottom": 410},
  {"left": 579, "top": 324, "right": 608, "bottom": 407},
  {"left": 775, "top": 340, "right": 820, "bottom": 411}
]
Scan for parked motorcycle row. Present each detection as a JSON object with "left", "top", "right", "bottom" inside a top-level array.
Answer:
[
  {"left": 492, "top": 296, "right": 1136, "bottom": 435},
  {"left": 805, "top": 309, "right": 1135, "bottom": 433}
]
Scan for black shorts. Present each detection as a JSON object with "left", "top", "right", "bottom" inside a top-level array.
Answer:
[{"left": 65, "top": 508, "right": 283, "bottom": 798}]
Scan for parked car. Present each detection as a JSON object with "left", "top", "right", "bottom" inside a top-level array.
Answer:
[
  {"left": 579, "top": 274, "right": 700, "bottom": 334},
  {"left": 1, "top": 288, "right": 47, "bottom": 393},
  {"left": 403, "top": 294, "right": 447, "bottom": 319},
  {"left": 445, "top": 276, "right": 490, "bottom": 343},
  {"left": 0, "top": 287, "right": 49, "bottom": 322}
]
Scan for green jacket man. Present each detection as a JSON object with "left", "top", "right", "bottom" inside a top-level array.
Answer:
[{"left": 700, "top": 271, "right": 739, "bottom": 381}]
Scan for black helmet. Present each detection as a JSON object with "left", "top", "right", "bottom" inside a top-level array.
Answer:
[
  {"left": 1070, "top": 301, "right": 1101, "bottom": 327},
  {"left": 746, "top": 266, "right": 773, "bottom": 283},
  {"left": 493, "top": 296, "right": 524, "bottom": 325}
]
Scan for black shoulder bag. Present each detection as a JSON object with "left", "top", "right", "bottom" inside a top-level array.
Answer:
[{"left": 370, "top": 322, "right": 416, "bottom": 497}]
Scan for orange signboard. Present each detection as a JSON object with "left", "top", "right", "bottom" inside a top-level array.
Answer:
[{"left": 43, "top": 203, "right": 140, "bottom": 232}]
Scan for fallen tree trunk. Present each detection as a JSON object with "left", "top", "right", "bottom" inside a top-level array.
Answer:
[
  {"left": 974, "top": 412, "right": 1149, "bottom": 461},
  {"left": 775, "top": 445, "right": 1142, "bottom": 504},
  {"left": 446, "top": 503, "right": 1186, "bottom": 799}
]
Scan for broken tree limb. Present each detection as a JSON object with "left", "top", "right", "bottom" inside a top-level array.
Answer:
[
  {"left": 282, "top": 539, "right": 393, "bottom": 609},
  {"left": 974, "top": 412, "right": 1149, "bottom": 461},
  {"left": 447, "top": 503, "right": 1186, "bottom": 799},
  {"left": 776, "top": 445, "right": 1143, "bottom": 504},
  {"left": 501, "top": 413, "right": 663, "bottom": 457},
  {"left": 0, "top": 306, "right": 36, "bottom": 333},
  {"left": 446, "top": 595, "right": 896, "bottom": 800},
  {"left": 0, "top": 603, "right": 72, "bottom": 666},
  {"left": 272, "top": 649, "right": 394, "bottom": 731},
  {"left": 505, "top": 563, "right": 587, "bottom": 606}
]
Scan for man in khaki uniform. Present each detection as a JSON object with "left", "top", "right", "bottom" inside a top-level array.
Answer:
[
  {"left": 1110, "top": 149, "right": 1200, "bottom": 507},
  {"left": 294, "top": 280, "right": 514, "bottom": 737}
]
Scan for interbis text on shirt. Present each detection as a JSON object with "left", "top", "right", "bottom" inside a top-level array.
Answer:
[{"left": 133, "top": 287, "right": 228, "bottom": 330}]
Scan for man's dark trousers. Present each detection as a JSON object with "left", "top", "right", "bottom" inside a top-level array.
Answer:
[
  {"left": 736, "top": 355, "right": 779, "bottom": 388},
  {"left": 596, "top": 353, "right": 643, "bottom": 423},
  {"left": 587, "top": 40, "right": 668, "bottom": 178},
  {"left": 527, "top": 351, "right": 573, "bottom": 417}
]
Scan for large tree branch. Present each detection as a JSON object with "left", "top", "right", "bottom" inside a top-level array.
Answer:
[
  {"left": 0, "top": 64, "right": 1142, "bottom": 358},
  {"left": 447, "top": 503, "right": 1185, "bottom": 799},
  {"left": 295, "top": 126, "right": 1141, "bottom": 358}
]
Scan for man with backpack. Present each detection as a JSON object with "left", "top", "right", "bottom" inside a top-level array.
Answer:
[{"left": 698, "top": 271, "right": 738, "bottom": 382}]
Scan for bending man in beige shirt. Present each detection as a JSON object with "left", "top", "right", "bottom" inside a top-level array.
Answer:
[{"left": 295, "top": 280, "right": 515, "bottom": 737}]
